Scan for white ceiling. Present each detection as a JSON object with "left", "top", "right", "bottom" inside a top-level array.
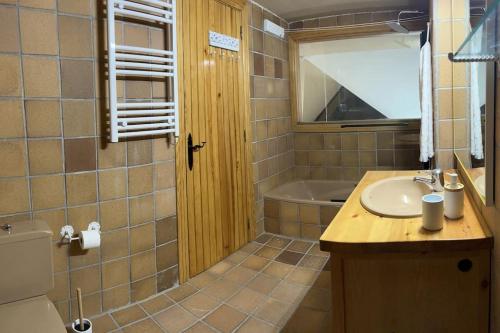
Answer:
[{"left": 254, "top": 0, "right": 428, "bottom": 21}]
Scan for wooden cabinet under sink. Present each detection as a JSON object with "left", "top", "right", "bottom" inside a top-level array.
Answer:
[{"left": 330, "top": 250, "right": 490, "bottom": 333}]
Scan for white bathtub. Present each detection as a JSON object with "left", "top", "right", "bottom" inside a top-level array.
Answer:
[{"left": 264, "top": 180, "right": 357, "bottom": 206}]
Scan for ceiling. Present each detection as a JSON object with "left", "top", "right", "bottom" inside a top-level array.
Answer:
[{"left": 254, "top": 0, "right": 429, "bottom": 21}]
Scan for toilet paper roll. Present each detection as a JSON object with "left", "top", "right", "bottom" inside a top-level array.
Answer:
[{"left": 79, "top": 230, "right": 100, "bottom": 250}]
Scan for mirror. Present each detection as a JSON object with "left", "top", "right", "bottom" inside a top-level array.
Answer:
[{"left": 454, "top": 0, "right": 494, "bottom": 205}]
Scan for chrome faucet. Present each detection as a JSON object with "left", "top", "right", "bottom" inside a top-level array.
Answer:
[{"left": 413, "top": 168, "right": 445, "bottom": 192}]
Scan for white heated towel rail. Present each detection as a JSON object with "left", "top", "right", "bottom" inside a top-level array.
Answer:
[{"left": 107, "top": 0, "right": 179, "bottom": 142}]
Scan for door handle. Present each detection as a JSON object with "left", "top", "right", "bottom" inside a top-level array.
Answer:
[{"left": 187, "top": 133, "right": 206, "bottom": 171}]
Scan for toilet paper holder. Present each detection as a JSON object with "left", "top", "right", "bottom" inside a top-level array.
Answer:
[{"left": 60, "top": 222, "right": 101, "bottom": 244}]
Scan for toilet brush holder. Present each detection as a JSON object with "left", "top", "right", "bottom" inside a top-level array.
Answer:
[{"left": 71, "top": 318, "right": 92, "bottom": 333}]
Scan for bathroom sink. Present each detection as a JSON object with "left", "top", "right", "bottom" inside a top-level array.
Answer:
[{"left": 360, "top": 176, "right": 433, "bottom": 217}]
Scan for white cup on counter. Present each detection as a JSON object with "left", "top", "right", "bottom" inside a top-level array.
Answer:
[{"left": 422, "top": 194, "right": 444, "bottom": 231}]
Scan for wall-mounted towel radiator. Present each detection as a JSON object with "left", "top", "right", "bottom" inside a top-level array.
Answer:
[{"left": 107, "top": 0, "right": 178, "bottom": 142}]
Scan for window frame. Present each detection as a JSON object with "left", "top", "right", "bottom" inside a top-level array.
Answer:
[{"left": 288, "top": 25, "right": 421, "bottom": 133}]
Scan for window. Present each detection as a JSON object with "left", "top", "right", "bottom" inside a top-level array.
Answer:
[{"left": 289, "top": 27, "right": 422, "bottom": 132}]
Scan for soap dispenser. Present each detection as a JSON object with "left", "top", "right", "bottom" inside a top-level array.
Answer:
[{"left": 444, "top": 173, "right": 464, "bottom": 219}]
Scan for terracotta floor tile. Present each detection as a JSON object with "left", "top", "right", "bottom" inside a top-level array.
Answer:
[
  {"left": 139, "top": 294, "right": 174, "bottom": 315},
  {"left": 267, "top": 236, "right": 291, "bottom": 249},
  {"left": 314, "top": 271, "right": 331, "bottom": 289},
  {"left": 236, "top": 317, "right": 277, "bottom": 333},
  {"left": 224, "top": 266, "right": 257, "bottom": 285},
  {"left": 247, "top": 273, "right": 280, "bottom": 295},
  {"left": 226, "top": 251, "right": 250, "bottom": 264},
  {"left": 286, "top": 267, "right": 318, "bottom": 286},
  {"left": 275, "top": 251, "right": 304, "bottom": 265},
  {"left": 154, "top": 305, "right": 198, "bottom": 333},
  {"left": 271, "top": 281, "right": 308, "bottom": 304},
  {"left": 181, "top": 292, "right": 221, "bottom": 318},
  {"left": 111, "top": 305, "right": 147, "bottom": 327},
  {"left": 255, "top": 233, "right": 273, "bottom": 244},
  {"left": 239, "top": 242, "right": 262, "bottom": 254},
  {"left": 91, "top": 314, "right": 117, "bottom": 333},
  {"left": 121, "top": 318, "right": 163, "bottom": 333},
  {"left": 286, "top": 240, "right": 313, "bottom": 253},
  {"left": 227, "top": 287, "right": 268, "bottom": 314},
  {"left": 207, "top": 260, "right": 234, "bottom": 275},
  {"left": 255, "top": 246, "right": 282, "bottom": 259},
  {"left": 298, "top": 255, "right": 328, "bottom": 270},
  {"left": 204, "top": 304, "right": 247, "bottom": 333},
  {"left": 183, "top": 321, "right": 217, "bottom": 332},
  {"left": 189, "top": 271, "right": 219, "bottom": 289},
  {"left": 167, "top": 283, "right": 198, "bottom": 302},
  {"left": 307, "top": 244, "right": 329, "bottom": 257},
  {"left": 281, "top": 306, "right": 331, "bottom": 333},
  {"left": 263, "top": 262, "right": 294, "bottom": 279},
  {"left": 202, "top": 278, "right": 241, "bottom": 300},
  {"left": 241, "top": 255, "right": 270, "bottom": 271},
  {"left": 254, "top": 298, "right": 292, "bottom": 325}
]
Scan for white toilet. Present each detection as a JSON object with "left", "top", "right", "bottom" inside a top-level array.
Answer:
[{"left": 0, "top": 220, "right": 67, "bottom": 333}]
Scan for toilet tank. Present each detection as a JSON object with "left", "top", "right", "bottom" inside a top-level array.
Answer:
[{"left": 0, "top": 220, "right": 54, "bottom": 305}]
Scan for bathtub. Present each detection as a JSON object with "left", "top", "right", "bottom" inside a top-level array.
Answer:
[{"left": 263, "top": 180, "right": 357, "bottom": 240}]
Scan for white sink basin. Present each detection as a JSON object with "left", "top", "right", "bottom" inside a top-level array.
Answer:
[{"left": 361, "top": 176, "right": 434, "bottom": 217}]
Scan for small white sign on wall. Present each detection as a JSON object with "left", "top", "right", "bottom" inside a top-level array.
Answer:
[{"left": 209, "top": 31, "right": 240, "bottom": 52}]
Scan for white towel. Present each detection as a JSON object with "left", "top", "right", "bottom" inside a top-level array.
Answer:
[
  {"left": 470, "top": 25, "right": 484, "bottom": 160},
  {"left": 419, "top": 26, "right": 434, "bottom": 163}
]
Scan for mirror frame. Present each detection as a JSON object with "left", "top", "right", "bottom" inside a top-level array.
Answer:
[
  {"left": 288, "top": 25, "right": 421, "bottom": 133},
  {"left": 455, "top": 61, "right": 496, "bottom": 207}
]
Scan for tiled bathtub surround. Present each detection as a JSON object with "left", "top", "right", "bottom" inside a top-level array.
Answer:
[
  {"left": 0, "top": 0, "right": 178, "bottom": 322},
  {"left": 264, "top": 199, "right": 340, "bottom": 240},
  {"left": 249, "top": 2, "right": 295, "bottom": 236},
  {"left": 294, "top": 131, "right": 422, "bottom": 181}
]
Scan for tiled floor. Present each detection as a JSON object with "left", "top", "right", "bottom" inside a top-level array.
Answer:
[{"left": 86, "top": 234, "right": 331, "bottom": 333}]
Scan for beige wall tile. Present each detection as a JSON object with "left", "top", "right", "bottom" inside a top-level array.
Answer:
[
  {"left": 438, "top": 121, "right": 454, "bottom": 149},
  {"left": 28, "top": 139, "right": 63, "bottom": 175},
  {"left": 124, "top": 24, "right": 149, "bottom": 48},
  {"left": 98, "top": 168, "right": 126, "bottom": 201},
  {"left": 131, "top": 276, "right": 156, "bottom": 302},
  {"left": 130, "top": 222, "right": 155, "bottom": 254},
  {"left": 155, "top": 161, "right": 175, "bottom": 190},
  {"left": 60, "top": 59, "right": 94, "bottom": 98},
  {"left": 101, "top": 228, "right": 129, "bottom": 261},
  {"left": 58, "top": 0, "right": 92, "bottom": 15},
  {"left": 19, "top": 0, "right": 56, "bottom": 9},
  {"left": 19, "top": 9, "right": 58, "bottom": 55},
  {"left": 129, "top": 195, "right": 154, "bottom": 225},
  {"left": 0, "top": 6, "right": 20, "bottom": 53},
  {"left": 437, "top": 56, "right": 452, "bottom": 88},
  {"left": 156, "top": 240, "right": 178, "bottom": 271},
  {"left": 64, "top": 138, "right": 96, "bottom": 172},
  {"left": 66, "top": 172, "right": 97, "bottom": 206},
  {"left": 128, "top": 165, "right": 153, "bottom": 196},
  {"left": 100, "top": 199, "right": 128, "bottom": 231},
  {"left": 25, "top": 100, "right": 61, "bottom": 137},
  {"left": 62, "top": 100, "right": 95, "bottom": 137},
  {"left": 22, "top": 56, "right": 60, "bottom": 97},
  {"left": 131, "top": 250, "right": 156, "bottom": 282},
  {"left": 0, "top": 55, "right": 22, "bottom": 96},
  {"left": 155, "top": 188, "right": 176, "bottom": 219},
  {"left": 67, "top": 203, "right": 97, "bottom": 232},
  {"left": 58, "top": 15, "right": 92, "bottom": 57},
  {"left": 102, "top": 258, "right": 129, "bottom": 289},
  {"left": 127, "top": 140, "right": 152, "bottom": 166},
  {"left": 0, "top": 140, "right": 26, "bottom": 177},
  {"left": 0, "top": 178, "right": 30, "bottom": 214},
  {"left": 98, "top": 142, "right": 126, "bottom": 169},
  {"left": 102, "top": 285, "right": 129, "bottom": 311},
  {"left": 31, "top": 175, "right": 66, "bottom": 210},
  {"left": 70, "top": 265, "right": 101, "bottom": 296},
  {"left": 0, "top": 100, "right": 24, "bottom": 138}
]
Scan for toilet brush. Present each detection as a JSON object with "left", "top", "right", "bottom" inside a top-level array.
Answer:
[{"left": 77, "top": 288, "right": 84, "bottom": 331}]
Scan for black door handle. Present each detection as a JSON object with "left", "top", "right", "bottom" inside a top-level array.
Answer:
[{"left": 187, "top": 133, "right": 206, "bottom": 171}]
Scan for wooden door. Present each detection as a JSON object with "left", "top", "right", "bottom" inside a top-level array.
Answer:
[{"left": 176, "top": 0, "right": 254, "bottom": 279}]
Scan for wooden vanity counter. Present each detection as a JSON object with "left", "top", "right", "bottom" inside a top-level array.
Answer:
[
  {"left": 320, "top": 170, "right": 492, "bottom": 333},
  {"left": 320, "top": 170, "right": 493, "bottom": 254}
]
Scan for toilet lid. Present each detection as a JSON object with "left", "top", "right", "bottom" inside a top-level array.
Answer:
[{"left": 0, "top": 295, "right": 66, "bottom": 333}]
